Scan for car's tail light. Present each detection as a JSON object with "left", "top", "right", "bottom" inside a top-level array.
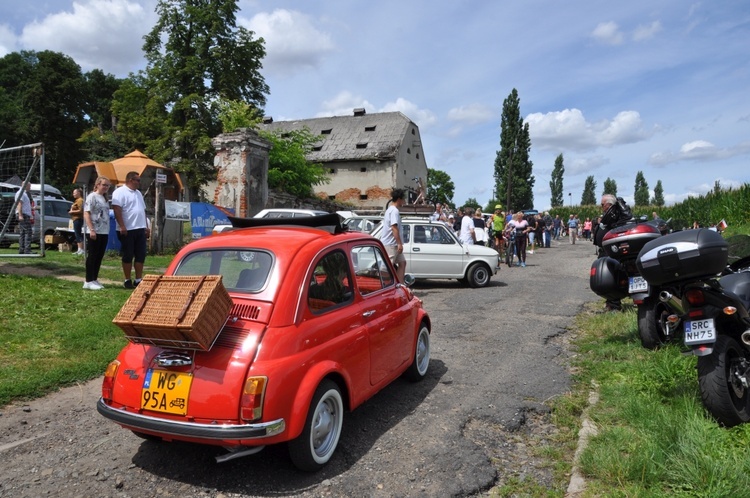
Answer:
[
  {"left": 102, "top": 360, "right": 120, "bottom": 401},
  {"left": 240, "top": 376, "right": 267, "bottom": 421}
]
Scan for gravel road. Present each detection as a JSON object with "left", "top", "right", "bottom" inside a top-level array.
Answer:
[{"left": 0, "top": 238, "right": 599, "bottom": 497}]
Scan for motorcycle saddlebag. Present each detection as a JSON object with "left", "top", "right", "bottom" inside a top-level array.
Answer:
[
  {"left": 636, "top": 228, "right": 728, "bottom": 286},
  {"left": 590, "top": 257, "right": 628, "bottom": 301}
]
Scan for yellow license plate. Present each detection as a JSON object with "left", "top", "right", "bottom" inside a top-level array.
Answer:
[{"left": 141, "top": 369, "right": 193, "bottom": 415}]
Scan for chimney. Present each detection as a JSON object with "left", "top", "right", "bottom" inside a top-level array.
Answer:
[{"left": 353, "top": 108, "right": 366, "bottom": 116}]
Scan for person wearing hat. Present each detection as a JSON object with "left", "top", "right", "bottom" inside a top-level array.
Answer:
[
  {"left": 492, "top": 205, "right": 505, "bottom": 253},
  {"left": 447, "top": 213, "right": 456, "bottom": 233}
]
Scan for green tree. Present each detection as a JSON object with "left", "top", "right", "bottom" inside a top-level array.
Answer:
[
  {"left": 484, "top": 198, "right": 503, "bottom": 213},
  {"left": 259, "top": 128, "right": 329, "bottom": 198},
  {"left": 581, "top": 176, "right": 597, "bottom": 205},
  {"left": 77, "top": 69, "right": 128, "bottom": 161},
  {"left": 462, "top": 197, "right": 480, "bottom": 209},
  {"left": 634, "top": 171, "right": 650, "bottom": 206},
  {"left": 0, "top": 50, "right": 87, "bottom": 187},
  {"left": 218, "top": 99, "right": 261, "bottom": 133},
  {"left": 493, "top": 88, "right": 534, "bottom": 212},
  {"left": 603, "top": 178, "right": 618, "bottom": 197},
  {"left": 549, "top": 153, "right": 564, "bottom": 207},
  {"left": 426, "top": 168, "right": 455, "bottom": 207},
  {"left": 114, "top": 0, "right": 269, "bottom": 196},
  {"left": 652, "top": 180, "right": 665, "bottom": 206}
]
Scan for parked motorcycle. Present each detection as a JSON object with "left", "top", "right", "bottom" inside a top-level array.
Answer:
[
  {"left": 637, "top": 229, "right": 750, "bottom": 426},
  {"left": 590, "top": 214, "right": 674, "bottom": 348}
]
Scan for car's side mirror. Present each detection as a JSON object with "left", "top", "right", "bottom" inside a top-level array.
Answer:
[{"left": 402, "top": 274, "right": 416, "bottom": 287}]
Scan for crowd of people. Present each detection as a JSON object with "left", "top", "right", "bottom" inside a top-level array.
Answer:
[{"left": 421, "top": 201, "right": 599, "bottom": 267}]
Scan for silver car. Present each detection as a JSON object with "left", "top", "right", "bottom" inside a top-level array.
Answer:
[{"left": 371, "top": 217, "right": 500, "bottom": 287}]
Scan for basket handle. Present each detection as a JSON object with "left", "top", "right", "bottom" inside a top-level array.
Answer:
[
  {"left": 176, "top": 276, "right": 207, "bottom": 323},
  {"left": 131, "top": 276, "right": 161, "bottom": 319}
]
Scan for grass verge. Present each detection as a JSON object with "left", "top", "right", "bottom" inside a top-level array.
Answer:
[
  {"left": 0, "top": 249, "right": 173, "bottom": 405},
  {"left": 550, "top": 301, "right": 750, "bottom": 497}
]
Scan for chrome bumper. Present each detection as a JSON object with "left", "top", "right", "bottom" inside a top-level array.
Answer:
[{"left": 97, "top": 398, "right": 285, "bottom": 441}]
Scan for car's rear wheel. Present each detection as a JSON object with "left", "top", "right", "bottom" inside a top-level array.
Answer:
[
  {"left": 466, "top": 263, "right": 491, "bottom": 288},
  {"left": 288, "top": 379, "right": 344, "bottom": 471},
  {"left": 404, "top": 323, "right": 430, "bottom": 381}
]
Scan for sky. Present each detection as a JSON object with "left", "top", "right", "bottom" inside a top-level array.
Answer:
[{"left": 2, "top": 0, "right": 749, "bottom": 210}]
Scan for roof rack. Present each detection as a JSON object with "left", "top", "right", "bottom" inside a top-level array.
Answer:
[
  {"left": 398, "top": 204, "right": 434, "bottom": 218},
  {"left": 228, "top": 213, "right": 344, "bottom": 233}
]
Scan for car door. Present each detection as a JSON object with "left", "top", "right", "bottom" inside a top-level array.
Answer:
[
  {"left": 350, "top": 243, "right": 413, "bottom": 386},
  {"left": 408, "top": 223, "right": 464, "bottom": 277}
]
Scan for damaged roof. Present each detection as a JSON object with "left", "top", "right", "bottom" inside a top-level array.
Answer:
[{"left": 259, "top": 111, "right": 415, "bottom": 163}]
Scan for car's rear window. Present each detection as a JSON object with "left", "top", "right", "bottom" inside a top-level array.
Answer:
[{"left": 173, "top": 249, "right": 273, "bottom": 293}]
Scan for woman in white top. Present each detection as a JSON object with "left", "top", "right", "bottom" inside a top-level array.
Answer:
[{"left": 82, "top": 176, "right": 112, "bottom": 290}]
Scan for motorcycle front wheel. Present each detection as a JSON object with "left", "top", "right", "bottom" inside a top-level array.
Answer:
[
  {"left": 637, "top": 296, "right": 672, "bottom": 349},
  {"left": 697, "top": 334, "right": 750, "bottom": 427}
]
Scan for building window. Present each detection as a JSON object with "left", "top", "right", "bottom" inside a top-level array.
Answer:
[
  {"left": 360, "top": 167, "right": 367, "bottom": 173},
  {"left": 329, "top": 168, "right": 335, "bottom": 174},
  {"left": 313, "top": 145, "right": 323, "bottom": 151},
  {"left": 365, "top": 125, "right": 376, "bottom": 132},
  {"left": 321, "top": 129, "right": 332, "bottom": 135},
  {"left": 328, "top": 195, "right": 336, "bottom": 200},
  {"left": 356, "top": 142, "right": 367, "bottom": 149},
  {"left": 412, "top": 128, "right": 415, "bottom": 135},
  {"left": 416, "top": 153, "right": 420, "bottom": 159},
  {"left": 407, "top": 148, "right": 411, "bottom": 154},
  {"left": 360, "top": 194, "right": 368, "bottom": 200}
]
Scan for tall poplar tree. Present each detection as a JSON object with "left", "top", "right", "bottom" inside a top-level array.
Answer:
[
  {"left": 652, "top": 180, "right": 665, "bottom": 206},
  {"left": 602, "top": 178, "right": 618, "bottom": 197},
  {"left": 493, "top": 88, "right": 534, "bottom": 212},
  {"left": 549, "top": 153, "right": 564, "bottom": 207},
  {"left": 634, "top": 171, "right": 650, "bottom": 206},
  {"left": 581, "top": 176, "right": 597, "bottom": 205}
]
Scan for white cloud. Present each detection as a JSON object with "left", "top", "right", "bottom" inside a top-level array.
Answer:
[
  {"left": 526, "top": 108, "right": 651, "bottom": 151},
  {"left": 245, "top": 9, "right": 334, "bottom": 76},
  {"left": 380, "top": 98, "right": 437, "bottom": 129},
  {"left": 447, "top": 103, "right": 496, "bottom": 126},
  {"left": 18, "top": 0, "right": 151, "bottom": 76},
  {"left": 591, "top": 21, "right": 624, "bottom": 45},
  {"left": 316, "top": 90, "right": 375, "bottom": 117},
  {"left": 567, "top": 155, "right": 610, "bottom": 175},
  {"left": 0, "top": 24, "right": 17, "bottom": 57},
  {"left": 633, "top": 20, "right": 662, "bottom": 41},
  {"left": 315, "top": 92, "right": 438, "bottom": 130},
  {"left": 649, "top": 140, "right": 750, "bottom": 166}
]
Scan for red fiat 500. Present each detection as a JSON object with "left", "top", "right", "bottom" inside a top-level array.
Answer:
[{"left": 97, "top": 214, "right": 431, "bottom": 471}]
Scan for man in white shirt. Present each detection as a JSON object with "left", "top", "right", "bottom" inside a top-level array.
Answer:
[
  {"left": 112, "top": 171, "right": 151, "bottom": 289},
  {"left": 380, "top": 188, "right": 406, "bottom": 282},
  {"left": 459, "top": 207, "right": 476, "bottom": 245}
]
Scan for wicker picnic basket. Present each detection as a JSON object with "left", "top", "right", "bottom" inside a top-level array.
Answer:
[{"left": 112, "top": 275, "right": 233, "bottom": 351}]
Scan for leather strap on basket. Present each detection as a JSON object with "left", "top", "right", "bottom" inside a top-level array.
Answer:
[
  {"left": 131, "top": 276, "right": 161, "bottom": 319},
  {"left": 176, "top": 276, "right": 207, "bottom": 323}
]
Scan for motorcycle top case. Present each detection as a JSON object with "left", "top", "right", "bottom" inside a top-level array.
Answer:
[
  {"left": 601, "top": 222, "right": 662, "bottom": 260},
  {"left": 636, "top": 228, "right": 728, "bottom": 286}
]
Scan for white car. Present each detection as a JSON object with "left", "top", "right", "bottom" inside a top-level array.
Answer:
[
  {"left": 371, "top": 217, "right": 500, "bottom": 287},
  {"left": 212, "top": 208, "right": 330, "bottom": 234}
]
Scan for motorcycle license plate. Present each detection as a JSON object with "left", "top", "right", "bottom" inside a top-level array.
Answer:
[
  {"left": 683, "top": 319, "right": 716, "bottom": 345},
  {"left": 628, "top": 276, "right": 648, "bottom": 293}
]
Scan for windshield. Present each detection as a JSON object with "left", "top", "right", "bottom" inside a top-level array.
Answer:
[{"left": 173, "top": 249, "right": 273, "bottom": 293}]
